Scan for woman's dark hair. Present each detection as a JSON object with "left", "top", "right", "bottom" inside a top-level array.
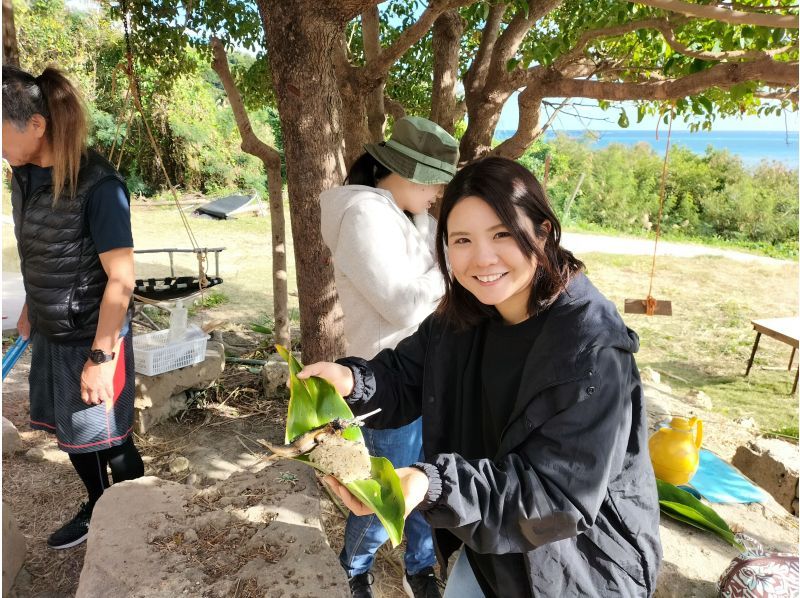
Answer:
[
  {"left": 435, "top": 156, "right": 584, "bottom": 328},
  {"left": 345, "top": 150, "right": 392, "bottom": 186},
  {"left": 2, "top": 65, "right": 88, "bottom": 201}
]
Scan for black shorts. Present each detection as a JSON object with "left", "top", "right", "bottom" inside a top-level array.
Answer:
[{"left": 29, "top": 330, "right": 136, "bottom": 454}]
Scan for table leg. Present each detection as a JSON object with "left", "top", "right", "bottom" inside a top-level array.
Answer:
[
  {"left": 793, "top": 368, "right": 798, "bottom": 396},
  {"left": 745, "top": 332, "right": 761, "bottom": 377},
  {"left": 789, "top": 347, "right": 796, "bottom": 371}
]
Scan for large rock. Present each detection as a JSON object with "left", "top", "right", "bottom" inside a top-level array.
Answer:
[
  {"left": 76, "top": 463, "right": 349, "bottom": 598},
  {"left": 732, "top": 437, "right": 799, "bottom": 515},
  {"left": 134, "top": 340, "right": 225, "bottom": 433},
  {"left": 261, "top": 355, "right": 289, "bottom": 397},
  {"left": 2, "top": 417, "right": 21, "bottom": 455},
  {"left": 2, "top": 503, "right": 25, "bottom": 598}
]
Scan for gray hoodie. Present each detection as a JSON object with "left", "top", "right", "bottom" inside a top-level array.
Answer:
[{"left": 320, "top": 185, "right": 443, "bottom": 359}]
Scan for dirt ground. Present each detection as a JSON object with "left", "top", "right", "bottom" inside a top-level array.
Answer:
[
  {"left": 4, "top": 328, "right": 799, "bottom": 598},
  {"left": 2, "top": 330, "right": 416, "bottom": 598}
]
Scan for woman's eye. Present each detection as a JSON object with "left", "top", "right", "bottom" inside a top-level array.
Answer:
[
  {"left": 494, "top": 231, "right": 511, "bottom": 239},
  {"left": 450, "top": 237, "right": 469, "bottom": 245}
]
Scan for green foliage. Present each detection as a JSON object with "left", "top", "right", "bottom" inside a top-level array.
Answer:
[
  {"left": 657, "top": 480, "right": 742, "bottom": 549},
  {"left": 519, "top": 134, "right": 799, "bottom": 256},
  {"left": 276, "top": 346, "right": 406, "bottom": 547}
]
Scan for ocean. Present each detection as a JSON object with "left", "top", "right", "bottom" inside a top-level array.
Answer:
[{"left": 495, "top": 129, "right": 799, "bottom": 169}]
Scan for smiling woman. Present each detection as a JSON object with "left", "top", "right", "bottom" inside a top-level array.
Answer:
[{"left": 300, "top": 156, "right": 663, "bottom": 598}]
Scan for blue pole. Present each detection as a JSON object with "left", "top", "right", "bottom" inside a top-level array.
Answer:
[{"left": 2, "top": 337, "right": 30, "bottom": 381}]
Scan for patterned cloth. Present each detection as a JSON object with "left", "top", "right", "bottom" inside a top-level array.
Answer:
[{"left": 29, "top": 330, "right": 135, "bottom": 454}]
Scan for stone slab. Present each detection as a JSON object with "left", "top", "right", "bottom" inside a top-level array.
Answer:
[
  {"left": 2, "top": 503, "right": 25, "bottom": 598},
  {"left": 2, "top": 417, "right": 21, "bottom": 455},
  {"left": 732, "top": 437, "right": 799, "bottom": 515}
]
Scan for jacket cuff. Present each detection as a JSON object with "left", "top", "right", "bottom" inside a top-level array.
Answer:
[
  {"left": 410, "top": 461, "right": 443, "bottom": 511},
  {"left": 335, "top": 357, "right": 375, "bottom": 402}
]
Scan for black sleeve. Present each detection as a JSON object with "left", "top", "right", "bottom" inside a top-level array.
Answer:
[
  {"left": 422, "top": 347, "right": 636, "bottom": 555},
  {"left": 86, "top": 178, "right": 133, "bottom": 253},
  {"left": 336, "top": 313, "right": 434, "bottom": 429}
]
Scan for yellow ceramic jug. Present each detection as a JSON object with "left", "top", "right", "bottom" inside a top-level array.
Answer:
[{"left": 648, "top": 416, "right": 703, "bottom": 485}]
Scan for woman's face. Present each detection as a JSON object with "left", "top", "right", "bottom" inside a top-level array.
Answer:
[
  {"left": 2, "top": 116, "right": 46, "bottom": 167},
  {"left": 385, "top": 173, "right": 444, "bottom": 215},
  {"left": 446, "top": 195, "right": 543, "bottom": 325}
]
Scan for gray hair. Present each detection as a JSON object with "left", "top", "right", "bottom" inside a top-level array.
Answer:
[{"left": 2, "top": 65, "right": 50, "bottom": 130}]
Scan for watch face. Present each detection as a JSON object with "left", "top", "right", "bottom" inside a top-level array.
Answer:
[{"left": 89, "top": 350, "right": 112, "bottom": 364}]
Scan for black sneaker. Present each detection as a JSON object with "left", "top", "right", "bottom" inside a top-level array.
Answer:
[
  {"left": 47, "top": 502, "right": 93, "bottom": 549},
  {"left": 403, "top": 567, "right": 442, "bottom": 598},
  {"left": 347, "top": 572, "right": 375, "bottom": 598}
]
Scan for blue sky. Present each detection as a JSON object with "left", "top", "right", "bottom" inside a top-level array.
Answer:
[{"left": 498, "top": 94, "right": 800, "bottom": 132}]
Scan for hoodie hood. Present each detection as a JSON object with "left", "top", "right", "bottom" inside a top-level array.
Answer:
[{"left": 320, "top": 184, "right": 434, "bottom": 255}]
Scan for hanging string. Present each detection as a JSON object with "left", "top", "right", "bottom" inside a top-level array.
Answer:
[
  {"left": 119, "top": 0, "right": 208, "bottom": 290},
  {"left": 645, "top": 105, "right": 674, "bottom": 316}
]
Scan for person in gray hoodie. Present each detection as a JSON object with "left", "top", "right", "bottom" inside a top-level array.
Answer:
[{"left": 319, "top": 117, "right": 460, "bottom": 598}]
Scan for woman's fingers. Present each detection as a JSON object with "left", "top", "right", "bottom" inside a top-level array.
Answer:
[
  {"left": 296, "top": 362, "right": 355, "bottom": 397},
  {"left": 322, "top": 475, "right": 374, "bottom": 516}
]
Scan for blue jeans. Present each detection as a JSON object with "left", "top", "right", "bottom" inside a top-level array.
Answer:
[{"left": 340, "top": 417, "right": 436, "bottom": 577}]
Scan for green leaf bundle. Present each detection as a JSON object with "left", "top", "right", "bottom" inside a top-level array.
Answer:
[
  {"left": 657, "top": 480, "right": 743, "bottom": 550},
  {"left": 275, "top": 345, "right": 406, "bottom": 547}
]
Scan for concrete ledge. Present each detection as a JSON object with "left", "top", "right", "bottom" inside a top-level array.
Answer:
[
  {"left": 732, "top": 437, "right": 799, "bottom": 516},
  {"left": 134, "top": 340, "right": 225, "bottom": 433}
]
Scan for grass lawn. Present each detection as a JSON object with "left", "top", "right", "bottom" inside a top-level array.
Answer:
[
  {"left": 3, "top": 193, "right": 797, "bottom": 433},
  {"left": 583, "top": 252, "right": 797, "bottom": 433}
]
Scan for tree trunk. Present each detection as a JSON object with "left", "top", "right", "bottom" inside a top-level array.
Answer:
[
  {"left": 430, "top": 10, "right": 463, "bottom": 134},
  {"left": 362, "top": 6, "right": 387, "bottom": 142},
  {"left": 3, "top": 0, "right": 19, "bottom": 67},
  {"left": 209, "top": 38, "right": 290, "bottom": 349},
  {"left": 260, "top": 1, "right": 347, "bottom": 362},
  {"left": 339, "top": 79, "right": 372, "bottom": 170},
  {"left": 459, "top": 92, "right": 509, "bottom": 162}
]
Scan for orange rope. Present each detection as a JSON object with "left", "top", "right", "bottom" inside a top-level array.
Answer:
[{"left": 645, "top": 106, "right": 674, "bottom": 315}]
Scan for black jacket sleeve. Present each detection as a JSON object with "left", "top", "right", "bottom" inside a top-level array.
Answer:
[
  {"left": 423, "top": 346, "right": 635, "bottom": 555},
  {"left": 336, "top": 313, "right": 433, "bottom": 429}
]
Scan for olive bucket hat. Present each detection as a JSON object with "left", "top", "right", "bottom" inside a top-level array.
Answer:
[{"left": 364, "top": 116, "right": 459, "bottom": 185}]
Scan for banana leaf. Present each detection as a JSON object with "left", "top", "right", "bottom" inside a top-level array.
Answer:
[
  {"left": 656, "top": 480, "right": 743, "bottom": 549},
  {"left": 275, "top": 345, "right": 405, "bottom": 547}
]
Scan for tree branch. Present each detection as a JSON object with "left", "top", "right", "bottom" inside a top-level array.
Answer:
[
  {"left": 209, "top": 37, "right": 289, "bottom": 347},
  {"left": 629, "top": 0, "right": 799, "bottom": 29},
  {"left": 541, "top": 56, "right": 799, "bottom": 101},
  {"left": 492, "top": 0, "right": 564, "bottom": 70},
  {"left": 360, "top": 0, "right": 472, "bottom": 84},
  {"left": 431, "top": 9, "right": 464, "bottom": 133},
  {"left": 210, "top": 38, "right": 280, "bottom": 168},
  {"left": 384, "top": 95, "right": 407, "bottom": 121},
  {"left": 492, "top": 87, "right": 544, "bottom": 158},
  {"left": 655, "top": 21, "right": 793, "bottom": 61},
  {"left": 464, "top": 2, "right": 507, "bottom": 96}
]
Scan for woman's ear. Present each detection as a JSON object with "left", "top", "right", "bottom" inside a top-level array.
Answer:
[
  {"left": 541, "top": 220, "right": 552, "bottom": 234},
  {"left": 29, "top": 114, "right": 47, "bottom": 139}
]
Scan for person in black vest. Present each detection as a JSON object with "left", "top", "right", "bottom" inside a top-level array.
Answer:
[
  {"left": 297, "top": 157, "right": 662, "bottom": 597},
  {"left": 3, "top": 65, "right": 144, "bottom": 549}
]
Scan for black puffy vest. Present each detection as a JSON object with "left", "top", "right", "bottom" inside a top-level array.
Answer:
[{"left": 11, "top": 150, "right": 129, "bottom": 343}]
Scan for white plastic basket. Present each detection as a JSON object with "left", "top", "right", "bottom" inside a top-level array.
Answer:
[{"left": 133, "top": 325, "right": 209, "bottom": 376}]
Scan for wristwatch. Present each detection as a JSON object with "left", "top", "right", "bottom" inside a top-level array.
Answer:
[{"left": 88, "top": 349, "right": 115, "bottom": 364}]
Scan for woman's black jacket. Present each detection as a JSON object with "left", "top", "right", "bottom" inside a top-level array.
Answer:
[{"left": 339, "top": 273, "right": 662, "bottom": 597}]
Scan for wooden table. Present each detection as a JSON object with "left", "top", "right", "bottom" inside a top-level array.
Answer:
[{"left": 745, "top": 317, "right": 800, "bottom": 394}]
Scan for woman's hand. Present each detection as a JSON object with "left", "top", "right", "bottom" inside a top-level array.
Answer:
[
  {"left": 297, "top": 361, "right": 355, "bottom": 397},
  {"left": 16, "top": 304, "right": 31, "bottom": 340},
  {"left": 322, "top": 466, "right": 430, "bottom": 518},
  {"left": 80, "top": 359, "right": 116, "bottom": 407}
]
